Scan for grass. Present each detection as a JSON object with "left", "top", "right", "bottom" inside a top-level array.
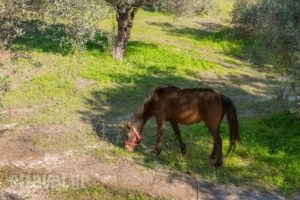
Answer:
[
  {"left": 132, "top": 112, "right": 300, "bottom": 195},
  {"left": 51, "top": 184, "right": 161, "bottom": 200},
  {"left": 1, "top": 6, "right": 299, "bottom": 199}
]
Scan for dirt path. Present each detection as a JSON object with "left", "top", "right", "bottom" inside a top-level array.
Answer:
[
  {"left": 0, "top": 118, "right": 291, "bottom": 200},
  {"left": 0, "top": 150, "right": 287, "bottom": 200}
]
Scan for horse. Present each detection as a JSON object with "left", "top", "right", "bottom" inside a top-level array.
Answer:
[{"left": 125, "top": 84, "right": 241, "bottom": 167}]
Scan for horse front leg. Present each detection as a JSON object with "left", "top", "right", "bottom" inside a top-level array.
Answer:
[
  {"left": 153, "top": 117, "right": 165, "bottom": 155},
  {"left": 170, "top": 121, "right": 187, "bottom": 155}
]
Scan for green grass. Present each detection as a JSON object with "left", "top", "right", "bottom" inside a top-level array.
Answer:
[
  {"left": 115, "top": 112, "right": 299, "bottom": 196},
  {"left": 1, "top": 7, "right": 299, "bottom": 199},
  {"left": 239, "top": 112, "right": 300, "bottom": 194},
  {"left": 51, "top": 184, "right": 161, "bottom": 200}
]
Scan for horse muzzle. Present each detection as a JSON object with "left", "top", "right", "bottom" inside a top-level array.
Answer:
[{"left": 124, "top": 134, "right": 142, "bottom": 152}]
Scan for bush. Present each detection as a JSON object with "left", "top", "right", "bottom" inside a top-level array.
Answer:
[
  {"left": 232, "top": 0, "right": 300, "bottom": 113},
  {"left": 144, "top": 0, "right": 217, "bottom": 16},
  {"left": 0, "top": 0, "right": 111, "bottom": 52},
  {"left": 232, "top": 0, "right": 300, "bottom": 60}
]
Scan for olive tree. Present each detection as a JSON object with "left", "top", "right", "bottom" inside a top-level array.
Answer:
[
  {"left": 104, "top": 0, "right": 144, "bottom": 60},
  {"left": 232, "top": 0, "right": 300, "bottom": 113},
  {"left": 105, "top": 0, "right": 216, "bottom": 60},
  {"left": 1, "top": 0, "right": 216, "bottom": 60},
  {"left": 0, "top": 0, "right": 110, "bottom": 52},
  {"left": 148, "top": 0, "right": 216, "bottom": 16},
  {"left": 232, "top": 0, "right": 300, "bottom": 63}
]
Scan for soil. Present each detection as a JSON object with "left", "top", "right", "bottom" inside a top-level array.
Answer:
[{"left": 0, "top": 120, "right": 291, "bottom": 200}]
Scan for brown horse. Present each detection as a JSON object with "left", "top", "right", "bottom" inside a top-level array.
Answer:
[{"left": 125, "top": 84, "right": 241, "bottom": 166}]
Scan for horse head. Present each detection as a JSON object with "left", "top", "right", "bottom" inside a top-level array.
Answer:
[{"left": 124, "top": 122, "right": 142, "bottom": 152}]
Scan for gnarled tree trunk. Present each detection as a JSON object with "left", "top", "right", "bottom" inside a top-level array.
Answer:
[{"left": 112, "top": 1, "right": 143, "bottom": 60}]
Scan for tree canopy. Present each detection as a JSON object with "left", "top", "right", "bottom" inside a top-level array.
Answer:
[
  {"left": 0, "top": 0, "right": 110, "bottom": 52},
  {"left": 0, "top": 0, "right": 216, "bottom": 59},
  {"left": 232, "top": 0, "right": 300, "bottom": 66}
]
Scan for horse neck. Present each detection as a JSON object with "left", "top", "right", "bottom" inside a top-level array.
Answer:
[
  {"left": 131, "top": 117, "right": 143, "bottom": 133},
  {"left": 131, "top": 97, "right": 154, "bottom": 132},
  {"left": 131, "top": 111, "right": 152, "bottom": 133}
]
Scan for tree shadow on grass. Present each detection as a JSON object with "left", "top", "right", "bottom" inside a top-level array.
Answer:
[
  {"left": 13, "top": 20, "right": 108, "bottom": 55},
  {"left": 79, "top": 41, "right": 297, "bottom": 198},
  {"left": 147, "top": 21, "right": 275, "bottom": 68}
]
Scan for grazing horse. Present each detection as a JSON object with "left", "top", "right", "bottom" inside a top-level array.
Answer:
[{"left": 125, "top": 84, "right": 241, "bottom": 166}]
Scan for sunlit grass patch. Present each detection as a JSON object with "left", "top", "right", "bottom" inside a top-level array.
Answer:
[
  {"left": 3, "top": 69, "right": 83, "bottom": 124},
  {"left": 51, "top": 184, "right": 160, "bottom": 200},
  {"left": 107, "top": 112, "right": 299, "bottom": 196}
]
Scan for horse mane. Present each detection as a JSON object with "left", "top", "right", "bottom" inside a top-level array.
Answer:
[
  {"left": 136, "top": 84, "right": 179, "bottom": 115},
  {"left": 129, "top": 89, "right": 155, "bottom": 129},
  {"left": 136, "top": 90, "right": 154, "bottom": 117},
  {"left": 129, "top": 84, "right": 180, "bottom": 130}
]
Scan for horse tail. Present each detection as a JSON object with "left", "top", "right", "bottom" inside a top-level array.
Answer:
[{"left": 221, "top": 94, "right": 242, "bottom": 154}]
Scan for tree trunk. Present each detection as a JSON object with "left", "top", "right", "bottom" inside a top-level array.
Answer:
[
  {"left": 112, "top": 1, "right": 143, "bottom": 60},
  {"left": 113, "top": 12, "right": 130, "bottom": 60}
]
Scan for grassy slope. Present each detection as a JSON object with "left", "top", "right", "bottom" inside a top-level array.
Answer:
[{"left": 1, "top": 5, "right": 299, "bottom": 199}]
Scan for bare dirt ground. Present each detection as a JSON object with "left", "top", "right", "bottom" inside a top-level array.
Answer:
[{"left": 0, "top": 114, "right": 291, "bottom": 200}]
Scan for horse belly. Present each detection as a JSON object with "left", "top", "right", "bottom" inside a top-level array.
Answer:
[{"left": 176, "top": 109, "right": 202, "bottom": 125}]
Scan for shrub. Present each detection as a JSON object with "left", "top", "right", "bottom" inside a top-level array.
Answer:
[
  {"left": 232, "top": 0, "right": 300, "bottom": 60},
  {"left": 0, "top": 0, "right": 111, "bottom": 52},
  {"left": 144, "top": 0, "right": 217, "bottom": 16},
  {"left": 232, "top": 0, "right": 300, "bottom": 113}
]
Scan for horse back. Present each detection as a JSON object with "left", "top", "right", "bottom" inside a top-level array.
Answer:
[{"left": 151, "top": 85, "right": 224, "bottom": 124}]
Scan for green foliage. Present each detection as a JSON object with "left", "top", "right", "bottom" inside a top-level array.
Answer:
[
  {"left": 231, "top": 0, "right": 300, "bottom": 113},
  {"left": 104, "top": 0, "right": 143, "bottom": 12},
  {"left": 0, "top": 0, "right": 111, "bottom": 52},
  {"left": 144, "top": 0, "right": 217, "bottom": 16},
  {"left": 232, "top": 0, "right": 300, "bottom": 58},
  {"left": 0, "top": 0, "right": 30, "bottom": 49},
  {"left": 51, "top": 184, "right": 159, "bottom": 200},
  {"left": 43, "top": 0, "right": 111, "bottom": 52}
]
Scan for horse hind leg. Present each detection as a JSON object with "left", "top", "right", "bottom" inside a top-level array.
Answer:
[
  {"left": 211, "top": 129, "right": 222, "bottom": 167},
  {"left": 210, "top": 125, "right": 224, "bottom": 160},
  {"left": 204, "top": 120, "right": 223, "bottom": 167},
  {"left": 210, "top": 140, "right": 217, "bottom": 160},
  {"left": 170, "top": 121, "right": 187, "bottom": 155}
]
